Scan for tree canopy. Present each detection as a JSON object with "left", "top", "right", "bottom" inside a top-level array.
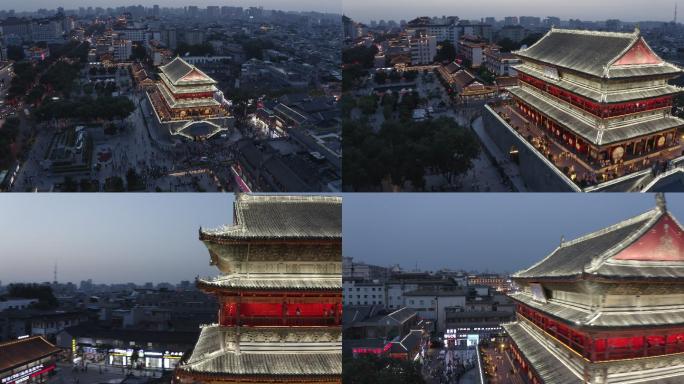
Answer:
[
  {"left": 342, "top": 355, "right": 426, "bottom": 384},
  {"left": 7, "top": 283, "right": 58, "bottom": 309},
  {"left": 0, "top": 117, "right": 21, "bottom": 169},
  {"left": 34, "top": 96, "right": 135, "bottom": 121},
  {"left": 434, "top": 40, "right": 456, "bottom": 63},
  {"left": 175, "top": 42, "right": 216, "bottom": 57},
  {"left": 343, "top": 116, "right": 480, "bottom": 191}
]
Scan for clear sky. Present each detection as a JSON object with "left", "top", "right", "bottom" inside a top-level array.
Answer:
[
  {"left": 2, "top": 1, "right": 342, "bottom": 14},
  {"left": 343, "top": 0, "right": 680, "bottom": 23},
  {"left": 0, "top": 194, "right": 233, "bottom": 285},
  {"left": 343, "top": 193, "right": 683, "bottom": 275}
]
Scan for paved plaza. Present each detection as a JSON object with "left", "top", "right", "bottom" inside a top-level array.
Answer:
[{"left": 10, "top": 92, "right": 244, "bottom": 192}]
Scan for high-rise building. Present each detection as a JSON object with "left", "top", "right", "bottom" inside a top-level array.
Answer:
[
  {"left": 409, "top": 34, "right": 437, "bottom": 65},
  {"left": 505, "top": 194, "right": 684, "bottom": 383},
  {"left": 174, "top": 194, "right": 342, "bottom": 384}
]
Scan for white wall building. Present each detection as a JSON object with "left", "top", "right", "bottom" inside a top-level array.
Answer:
[
  {"left": 404, "top": 289, "right": 466, "bottom": 332},
  {"left": 427, "top": 24, "right": 460, "bottom": 43},
  {"left": 0, "top": 299, "right": 37, "bottom": 311},
  {"left": 409, "top": 35, "right": 437, "bottom": 65},
  {"left": 343, "top": 280, "right": 385, "bottom": 306}
]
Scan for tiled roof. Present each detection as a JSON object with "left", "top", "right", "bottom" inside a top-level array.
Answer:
[
  {"left": 503, "top": 322, "right": 582, "bottom": 384},
  {"left": 516, "top": 28, "right": 681, "bottom": 79},
  {"left": 200, "top": 194, "right": 341, "bottom": 241},
  {"left": 511, "top": 292, "right": 684, "bottom": 328},
  {"left": 514, "top": 208, "right": 660, "bottom": 279},
  {"left": 160, "top": 56, "right": 194, "bottom": 83},
  {"left": 509, "top": 86, "right": 684, "bottom": 145},
  {"left": 0, "top": 336, "right": 61, "bottom": 372},
  {"left": 516, "top": 64, "right": 682, "bottom": 103},
  {"left": 180, "top": 325, "right": 341, "bottom": 376},
  {"left": 180, "top": 352, "right": 341, "bottom": 376},
  {"left": 159, "top": 56, "right": 216, "bottom": 85},
  {"left": 197, "top": 275, "right": 341, "bottom": 290}
]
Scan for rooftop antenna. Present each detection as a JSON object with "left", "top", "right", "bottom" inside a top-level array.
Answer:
[
  {"left": 53, "top": 261, "right": 57, "bottom": 284},
  {"left": 676, "top": 3, "right": 678, "bottom": 24}
]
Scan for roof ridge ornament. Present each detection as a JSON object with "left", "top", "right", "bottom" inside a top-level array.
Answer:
[
  {"left": 635, "top": 24, "right": 641, "bottom": 36},
  {"left": 656, "top": 192, "right": 667, "bottom": 211}
]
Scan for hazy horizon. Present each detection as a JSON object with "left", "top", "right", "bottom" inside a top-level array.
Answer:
[
  {"left": 1, "top": 1, "right": 342, "bottom": 15},
  {"left": 0, "top": 194, "right": 234, "bottom": 285},
  {"left": 343, "top": 193, "right": 684, "bottom": 275},
  {"left": 343, "top": 0, "right": 680, "bottom": 24}
]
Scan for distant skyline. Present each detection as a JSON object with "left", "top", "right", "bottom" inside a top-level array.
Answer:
[
  {"left": 0, "top": 194, "right": 233, "bottom": 285},
  {"left": 343, "top": 0, "right": 680, "bottom": 24},
  {"left": 343, "top": 193, "right": 684, "bottom": 275},
  {"left": 1, "top": 1, "right": 342, "bottom": 14}
]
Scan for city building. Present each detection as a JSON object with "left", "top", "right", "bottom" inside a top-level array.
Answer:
[
  {"left": 467, "top": 274, "right": 513, "bottom": 292},
  {"left": 427, "top": 23, "right": 460, "bottom": 43},
  {"left": 57, "top": 325, "right": 198, "bottom": 369},
  {"left": 504, "top": 194, "right": 684, "bottom": 383},
  {"left": 343, "top": 305, "right": 426, "bottom": 362},
  {"left": 0, "top": 299, "right": 37, "bottom": 312},
  {"left": 112, "top": 39, "right": 132, "bottom": 61},
  {"left": 342, "top": 257, "right": 388, "bottom": 280},
  {"left": 484, "top": 49, "right": 521, "bottom": 77},
  {"left": 404, "top": 287, "right": 466, "bottom": 333},
  {"left": 343, "top": 280, "right": 385, "bottom": 306},
  {"left": 0, "top": 336, "right": 60, "bottom": 384},
  {"left": 486, "top": 27, "right": 684, "bottom": 191},
  {"left": 174, "top": 194, "right": 342, "bottom": 384},
  {"left": 458, "top": 36, "right": 490, "bottom": 67},
  {"left": 497, "top": 25, "right": 529, "bottom": 43},
  {"left": 409, "top": 34, "right": 436, "bottom": 65},
  {"left": 147, "top": 56, "right": 230, "bottom": 140}
]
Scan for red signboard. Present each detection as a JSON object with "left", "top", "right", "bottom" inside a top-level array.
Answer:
[{"left": 612, "top": 214, "right": 684, "bottom": 261}]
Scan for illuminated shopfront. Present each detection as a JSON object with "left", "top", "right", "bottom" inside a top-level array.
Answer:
[{"left": 107, "top": 349, "right": 183, "bottom": 370}]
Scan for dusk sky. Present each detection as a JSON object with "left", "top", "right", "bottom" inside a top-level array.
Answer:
[
  {"left": 0, "top": 194, "right": 233, "bottom": 285},
  {"left": 343, "top": 0, "right": 680, "bottom": 23},
  {"left": 2, "top": 1, "right": 342, "bottom": 14},
  {"left": 343, "top": 193, "right": 684, "bottom": 275}
]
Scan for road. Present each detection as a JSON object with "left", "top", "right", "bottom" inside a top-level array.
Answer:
[{"left": 48, "top": 361, "right": 166, "bottom": 384}]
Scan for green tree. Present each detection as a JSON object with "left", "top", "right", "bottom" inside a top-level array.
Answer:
[
  {"left": 126, "top": 168, "right": 145, "bottom": 191},
  {"left": 62, "top": 176, "right": 78, "bottom": 192},
  {"left": 434, "top": 40, "right": 457, "bottom": 62},
  {"left": 104, "top": 176, "right": 125, "bottom": 192},
  {"left": 496, "top": 38, "right": 519, "bottom": 53},
  {"left": 357, "top": 95, "right": 378, "bottom": 115},
  {"left": 342, "top": 355, "right": 426, "bottom": 384},
  {"left": 7, "top": 284, "right": 58, "bottom": 309},
  {"left": 6, "top": 45, "right": 25, "bottom": 61},
  {"left": 342, "top": 45, "right": 378, "bottom": 67},
  {"left": 131, "top": 44, "right": 147, "bottom": 61},
  {"left": 520, "top": 32, "right": 544, "bottom": 48}
]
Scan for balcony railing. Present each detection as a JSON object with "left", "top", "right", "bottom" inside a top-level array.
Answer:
[{"left": 221, "top": 316, "right": 340, "bottom": 327}]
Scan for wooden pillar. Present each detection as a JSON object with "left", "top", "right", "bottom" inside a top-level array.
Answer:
[
  {"left": 334, "top": 301, "right": 341, "bottom": 325},
  {"left": 236, "top": 295, "right": 241, "bottom": 327},
  {"left": 282, "top": 297, "right": 288, "bottom": 326},
  {"left": 643, "top": 336, "right": 648, "bottom": 357}
]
